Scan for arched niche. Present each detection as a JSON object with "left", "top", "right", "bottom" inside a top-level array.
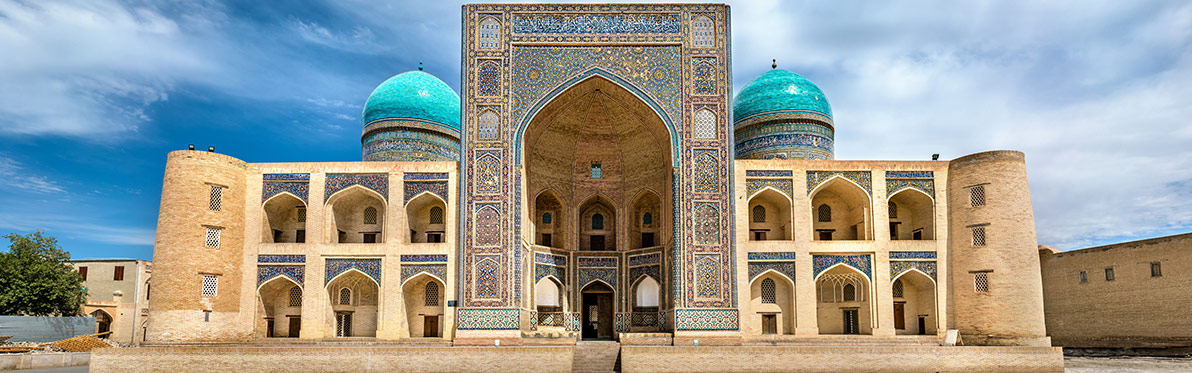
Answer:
[
  {"left": 326, "top": 186, "right": 385, "bottom": 244},
  {"left": 815, "top": 264, "right": 872, "bottom": 335},
  {"left": 255, "top": 276, "right": 302, "bottom": 338},
  {"left": 402, "top": 273, "right": 445, "bottom": 338},
  {"left": 534, "top": 277, "right": 565, "bottom": 329},
  {"left": 578, "top": 194, "right": 616, "bottom": 251},
  {"left": 326, "top": 270, "right": 378, "bottom": 337},
  {"left": 748, "top": 188, "right": 792, "bottom": 241},
  {"left": 811, "top": 177, "right": 872, "bottom": 241},
  {"left": 749, "top": 272, "right": 794, "bottom": 335},
  {"left": 892, "top": 269, "right": 937, "bottom": 335},
  {"left": 406, "top": 192, "right": 447, "bottom": 243},
  {"left": 888, "top": 189, "right": 935, "bottom": 240},
  {"left": 262, "top": 193, "right": 307, "bottom": 243},
  {"left": 630, "top": 190, "right": 662, "bottom": 249},
  {"left": 533, "top": 190, "right": 564, "bottom": 248}
]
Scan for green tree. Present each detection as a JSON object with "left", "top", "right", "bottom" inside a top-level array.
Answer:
[{"left": 0, "top": 231, "right": 86, "bottom": 316}]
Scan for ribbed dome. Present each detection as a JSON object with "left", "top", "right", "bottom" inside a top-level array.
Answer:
[
  {"left": 733, "top": 69, "right": 832, "bottom": 123},
  {"left": 362, "top": 71, "right": 460, "bottom": 130},
  {"left": 733, "top": 69, "right": 835, "bottom": 160}
]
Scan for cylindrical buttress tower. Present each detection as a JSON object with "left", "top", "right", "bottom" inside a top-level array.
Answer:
[
  {"left": 946, "top": 150, "right": 1050, "bottom": 346},
  {"left": 146, "top": 150, "right": 248, "bottom": 342}
]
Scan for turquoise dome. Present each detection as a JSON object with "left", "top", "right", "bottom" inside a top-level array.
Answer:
[
  {"left": 362, "top": 71, "right": 460, "bottom": 130},
  {"left": 733, "top": 69, "right": 832, "bottom": 123}
]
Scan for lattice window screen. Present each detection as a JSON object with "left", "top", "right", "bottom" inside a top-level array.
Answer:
[
  {"left": 201, "top": 275, "right": 218, "bottom": 297},
  {"left": 478, "top": 17, "right": 500, "bottom": 49},
  {"left": 289, "top": 286, "right": 302, "bottom": 306},
  {"left": 429, "top": 206, "right": 444, "bottom": 224},
  {"left": 363, "top": 207, "right": 378, "bottom": 225},
  {"left": 817, "top": 204, "right": 832, "bottom": 222},
  {"left": 970, "top": 185, "right": 986, "bottom": 207},
  {"left": 693, "top": 109, "right": 716, "bottom": 139},
  {"left": 972, "top": 227, "right": 986, "bottom": 247},
  {"left": 892, "top": 279, "right": 904, "bottom": 298},
  {"left": 477, "top": 110, "right": 500, "bottom": 140},
  {"left": 753, "top": 205, "right": 766, "bottom": 223},
  {"left": 692, "top": 16, "right": 714, "bottom": 47},
  {"left": 205, "top": 227, "right": 221, "bottom": 248},
  {"left": 339, "top": 288, "right": 351, "bottom": 305},
  {"left": 761, "top": 278, "right": 776, "bottom": 304},
  {"left": 209, "top": 185, "right": 223, "bottom": 211},
  {"left": 888, "top": 202, "right": 898, "bottom": 219},
  {"left": 974, "top": 273, "right": 989, "bottom": 292},
  {"left": 425, "top": 282, "right": 440, "bottom": 306},
  {"left": 297, "top": 207, "right": 307, "bottom": 223}
]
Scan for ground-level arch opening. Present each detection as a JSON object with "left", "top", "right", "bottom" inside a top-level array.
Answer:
[
  {"left": 750, "top": 272, "right": 794, "bottom": 335},
  {"left": 580, "top": 281, "right": 614, "bottom": 340},
  {"left": 402, "top": 273, "right": 445, "bottom": 338},
  {"left": 816, "top": 264, "right": 872, "bottom": 335},
  {"left": 326, "top": 270, "right": 378, "bottom": 337},
  {"left": 892, "top": 269, "right": 937, "bottom": 335},
  {"left": 534, "top": 276, "right": 565, "bottom": 329},
  {"left": 256, "top": 276, "right": 302, "bottom": 338}
]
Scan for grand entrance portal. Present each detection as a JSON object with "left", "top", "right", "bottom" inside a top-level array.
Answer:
[{"left": 581, "top": 282, "right": 614, "bottom": 340}]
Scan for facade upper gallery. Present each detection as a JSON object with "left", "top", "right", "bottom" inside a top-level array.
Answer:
[{"left": 146, "top": 3, "right": 1049, "bottom": 347}]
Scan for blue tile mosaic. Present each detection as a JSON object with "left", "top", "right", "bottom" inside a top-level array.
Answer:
[
  {"left": 325, "top": 258, "right": 381, "bottom": 285},
  {"left": 578, "top": 268, "right": 617, "bottom": 288},
  {"left": 886, "top": 171, "right": 934, "bottom": 179},
  {"left": 812, "top": 254, "right": 872, "bottom": 279},
  {"left": 401, "top": 264, "right": 446, "bottom": 283},
  {"left": 404, "top": 172, "right": 449, "bottom": 180},
  {"left": 535, "top": 252, "right": 566, "bottom": 266},
  {"left": 628, "top": 253, "right": 660, "bottom": 267},
  {"left": 807, "top": 170, "right": 872, "bottom": 195},
  {"left": 263, "top": 173, "right": 310, "bottom": 181},
  {"left": 257, "top": 265, "right": 304, "bottom": 288},
  {"left": 511, "top": 13, "right": 681, "bottom": 34},
  {"left": 674, "top": 309, "right": 738, "bottom": 331},
  {"left": 891, "top": 261, "right": 937, "bottom": 281},
  {"left": 748, "top": 262, "right": 796, "bottom": 282},
  {"left": 258, "top": 254, "right": 306, "bottom": 263},
  {"left": 746, "top": 179, "right": 793, "bottom": 198},
  {"left": 535, "top": 264, "right": 565, "bottom": 284},
  {"left": 404, "top": 181, "right": 448, "bottom": 204},
  {"left": 400, "top": 254, "right": 448, "bottom": 263},
  {"left": 745, "top": 170, "right": 793, "bottom": 177},
  {"left": 577, "top": 257, "right": 617, "bottom": 268},
  {"left": 456, "top": 308, "right": 520, "bottom": 330},
  {"left": 325, "top": 173, "right": 388, "bottom": 201},
  {"left": 889, "top": 251, "right": 937, "bottom": 260},
  {"left": 262, "top": 174, "right": 310, "bottom": 204},
  {"left": 630, "top": 265, "right": 660, "bottom": 283},
  {"left": 746, "top": 252, "right": 796, "bottom": 261},
  {"left": 886, "top": 179, "right": 935, "bottom": 198}
]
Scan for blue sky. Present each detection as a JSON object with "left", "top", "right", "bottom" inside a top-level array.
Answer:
[{"left": 1, "top": 0, "right": 1190, "bottom": 260}]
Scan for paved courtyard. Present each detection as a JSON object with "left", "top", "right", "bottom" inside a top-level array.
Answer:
[{"left": 1066, "top": 356, "right": 1192, "bottom": 372}]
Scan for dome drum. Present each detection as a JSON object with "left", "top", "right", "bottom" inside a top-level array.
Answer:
[
  {"left": 733, "top": 69, "right": 835, "bottom": 160},
  {"left": 361, "top": 70, "right": 462, "bottom": 162}
]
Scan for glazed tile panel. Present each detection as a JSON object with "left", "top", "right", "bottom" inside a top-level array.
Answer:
[
  {"left": 812, "top": 254, "right": 873, "bottom": 279},
  {"left": 324, "top": 258, "right": 381, "bottom": 285},
  {"left": 511, "top": 13, "right": 681, "bottom": 34},
  {"left": 325, "top": 174, "right": 388, "bottom": 201},
  {"left": 257, "top": 265, "right": 304, "bottom": 288}
]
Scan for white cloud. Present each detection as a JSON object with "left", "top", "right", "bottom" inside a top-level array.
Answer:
[{"left": 0, "top": 156, "right": 65, "bottom": 194}]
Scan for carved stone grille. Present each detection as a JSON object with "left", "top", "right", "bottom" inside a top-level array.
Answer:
[
  {"left": 209, "top": 185, "right": 223, "bottom": 211},
  {"left": 289, "top": 286, "right": 302, "bottom": 306},
  {"left": 205, "top": 227, "right": 221, "bottom": 248},
  {"left": 760, "top": 278, "right": 776, "bottom": 303},
  {"left": 201, "top": 275, "right": 218, "bottom": 297}
]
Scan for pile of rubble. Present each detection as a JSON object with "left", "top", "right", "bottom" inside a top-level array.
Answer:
[{"left": 0, "top": 332, "right": 120, "bottom": 354}]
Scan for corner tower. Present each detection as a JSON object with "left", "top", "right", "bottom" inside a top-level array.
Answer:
[
  {"left": 946, "top": 150, "right": 1050, "bottom": 346},
  {"left": 733, "top": 66, "right": 834, "bottom": 160},
  {"left": 361, "top": 68, "right": 462, "bottom": 161}
]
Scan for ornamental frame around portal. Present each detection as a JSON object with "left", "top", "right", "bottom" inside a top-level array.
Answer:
[{"left": 459, "top": 4, "right": 736, "bottom": 327}]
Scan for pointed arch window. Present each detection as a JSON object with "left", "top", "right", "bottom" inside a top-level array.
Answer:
[
  {"left": 892, "top": 279, "right": 904, "bottom": 298},
  {"left": 888, "top": 202, "right": 898, "bottom": 219},
  {"left": 843, "top": 284, "right": 856, "bottom": 301},
  {"left": 761, "top": 278, "right": 776, "bottom": 304},
  {"left": 289, "top": 286, "right": 303, "bottom": 307},
  {"left": 817, "top": 204, "right": 832, "bottom": 222},
  {"left": 692, "top": 15, "right": 714, "bottom": 47},
  {"left": 429, "top": 206, "right": 444, "bottom": 224},
  {"left": 693, "top": 108, "right": 716, "bottom": 138},
  {"left": 592, "top": 213, "right": 604, "bottom": 230},
  {"left": 338, "top": 287, "right": 351, "bottom": 305},
  {"left": 478, "top": 17, "right": 500, "bottom": 49},
  {"left": 542, "top": 212, "right": 552, "bottom": 224},
  {"left": 642, "top": 212, "right": 652, "bottom": 225},
  {"left": 752, "top": 205, "right": 766, "bottom": 223},
  {"left": 363, "top": 206, "right": 378, "bottom": 225}
]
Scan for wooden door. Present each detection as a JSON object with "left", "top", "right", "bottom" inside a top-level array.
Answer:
[
  {"left": 762, "top": 314, "right": 777, "bottom": 334},
  {"left": 918, "top": 317, "right": 926, "bottom": 335},
  {"left": 336, "top": 313, "right": 352, "bottom": 337},
  {"left": 288, "top": 317, "right": 301, "bottom": 337},
  {"left": 843, "top": 310, "right": 859, "bottom": 334},
  {"left": 424, "top": 316, "right": 439, "bottom": 337},
  {"left": 894, "top": 303, "right": 905, "bottom": 330},
  {"left": 266, "top": 319, "right": 275, "bottom": 338}
]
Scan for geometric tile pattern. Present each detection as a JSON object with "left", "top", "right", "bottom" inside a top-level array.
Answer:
[
  {"left": 403, "top": 172, "right": 450, "bottom": 180},
  {"left": 475, "top": 153, "right": 501, "bottom": 195},
  {"left": 886, "top": 178, "right": 935, "bottom": 198},
  {"left": 258, "top": 265, "right": 304, "bottom": 288},
  {"left": 748, "top": 262, "right": 795, "bottom": 283},
  {"left": 262, "top": 174, "right": 310, "bottom": 204},
  {"left": 693, "top": 150, "right": 719, "bottom": 193},
  {"left": 692, "top": 58, "right": 715, "bottom": 96},
  {"left": 456, "top": 308, "right": 520, "bottom": 330},
  {"left": 693, "top": 202, "right": 720, "bottom": 245},
  {"left": 577, "top": 257, "right": 617, "bottom": 268},
  {"left": 631, "top": 312, "right": 662, "bottom": 328},
  {"left": 325, "top": 173, "right": 388, "bottom": 201},
  {"left": 474, "top": 205, "right": 501, "bottom": 247},
  {"left": 746, "top": 178, "right": 793, "bottom": 198},
  {"left": 401, "top": 264, "right": 447, "bottom": 283},
  {"left": 534, "top": 252, "right": 566, "bottom": 266},
  {"left": 325, "top": 258, "right": 381, "bottom": 285},
  {"left": 404, "top": 180, "right": 448, "bottom": 204},
  {"left": 674, "top": 309, "right": 739, "bottom": 331},
  {"left": 695, "top": 255, "right": 721, "bottom": 298},
  {"left": 885, "top": 171, "right": 934, "bottom": 179},
  {"left": 475, "top": 258, "right": 500, "bottom": 298},
  {"left": 806, "top": 170, "right": 872, "bottom": 195},
  {"left": 258, "top": 254, "right": 306, "bottom": 263},
  {"left": 891, "top": 261, "right": 937, "bottom": 281},
  {"left": 477, "top": 61, "right": 500, "bottom": 97},
  {"left": 889, "top": 251, "right": 937, "bottom": 260},
  {"left": 564, "top": 312, "right": 581, "bottom": 332},
  {"left": 630, "top": 265, "right": 661, "bottom": 283},
  {"left": 812, "top": 254, "right": 872, "bottom": 279},
  {"left": 535, "top": 264, "right": 565, "bottom": 284},
  {"left": 511, "top": 13, "right": 681, "bottom": 34},
  {"left": 746, "top": 170, "right": 793, "bottom": 177},
  {"left": 628, "top": 253, "right": 660, "bottom": 267},
  {"left": 615, "top": 313, "right": 629, "bottom": 332}
]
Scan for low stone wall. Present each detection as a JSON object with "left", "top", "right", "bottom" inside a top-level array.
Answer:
[
  {"left": 91, "top": 345, "right": 573, "bottom": 372},
  {"left": 621, "top": 345, "right": 1065, "bottom": 372},
  {"left": 0, "top": 352, "right": 90, "bottom": 370}
]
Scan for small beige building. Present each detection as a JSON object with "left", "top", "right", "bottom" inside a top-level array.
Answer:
[
  {"left": 69, "top": 259, "right": 152, "bottom": 345},
  {"left": 1039, "top": 233, "right": 1192, "bottom": 348}
]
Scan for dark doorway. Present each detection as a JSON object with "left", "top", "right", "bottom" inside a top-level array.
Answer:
[
  {"left": 266, "top": 318, "right": 275, "bottom": 338},
  {"left": 541, "top": 234, "right": 552, "bottom": 247},
  {"left": 581, "top": 282, "right": 614, "bottom": 339},
  {"left": 762, "top": 314, "right": 777, "bottom": 335},
  {"left": 817, "top": 230, "right": 833, "bottom": 241},
  {"left": 288, "top": 316, "right": 301, "bottom": 337},
  {"left": 91, "top": 310, "right": 112, "bottom": 337},
  {"left": 912, "top": 229, "right": 922, "bottom": 240},
  {"left": 842, "top": 309, "right": 859, "bottom": 334},
  {"left": 336, "top": 313, "right": 352, "bottom": 337},
  {"left": 889, "top": 222, "right": 900, "bottom": 240},
  {"left": 641, "top": 232, "right": 655, "bottom": 248},
  {"left": 753, "top": 231, "right": 766, "bottom": 241},
  {"left": 424, "top": 315, "right": 439, "bottom": 337},
  {"left": 590, "top": 235, "right": 605, "bottom": 251},
  {"left": 917, "top": 316, "right": 926, "bottom": 335},
  {"left": 893, "top": 303, "right": 905, "bottom": 330}
]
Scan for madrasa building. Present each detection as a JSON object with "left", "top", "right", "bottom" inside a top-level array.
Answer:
[{"left": 143, "top": 4, "right": 1057, "bottom": 361}]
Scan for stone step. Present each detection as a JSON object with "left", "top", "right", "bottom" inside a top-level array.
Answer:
[{"left": 572, "top": 341, "right": 621, "bottom": 373}]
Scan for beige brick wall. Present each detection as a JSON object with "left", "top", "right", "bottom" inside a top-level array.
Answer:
[
  {"left": 91, "top": 346, "right": 573, "bottom": 372},
  {"left": 621, "top": 345, "right": 1063, "bottom": 372},
  {"left": 1039, "top": 233, "right": 1192, "bottom": 346}
]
